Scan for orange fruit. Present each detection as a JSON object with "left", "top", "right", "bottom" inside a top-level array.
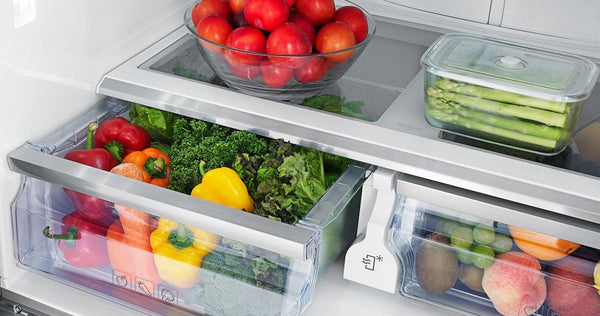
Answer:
[{"left": 508, "top": 225, "right": 580, "bottom": 261}]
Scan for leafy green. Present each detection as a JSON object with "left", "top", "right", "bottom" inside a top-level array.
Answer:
[
  {"left": 302, "top": 94, "right": 372, "bottom": 121},
  {"left": 233, "top": 145, "right": 351, "bottom": 224},
  {"left": 189, "top": 238, "right": 288, "bottom": 316},
  {"left": 129, "top": 103, "right": 179, "bottom": 144},
  {"left": 172, "top": 61, "right": 213, "bottom": 82}
]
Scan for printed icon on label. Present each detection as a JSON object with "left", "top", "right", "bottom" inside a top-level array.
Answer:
[
  {"left": 136, "top": 277, "right": 155, "bottom": 296},
  {"left": 112, "top": 270, "right": 131, "bottom": 288},
  {"left": 159, "top": 286, "right": 177, "bottom": 303},
  {"left": 362, "top": 254, "right": 383, "bottom": 271}
]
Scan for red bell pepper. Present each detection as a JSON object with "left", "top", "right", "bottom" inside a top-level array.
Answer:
[
  {"left": 43, "top": 210, "right": 111, "bottom": 268},
  {"left": 63, "top": 122, "right": 118, "bottom": 221},
  {"left": 93, "top": 117, "right": 151, "bottom": 162}
]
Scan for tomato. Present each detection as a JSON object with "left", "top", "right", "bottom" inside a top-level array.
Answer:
[
  {"left": 294, "top": 0, "right": 336, "bottom": 27},
  {"left": 229, "top": 0, "right": 248, "bottom": 15},
  {"left": 334, "top": 6, "right": 369, "bottom": 43},
  {"left": 228, "top": 60, "right": 261, "bottom": 80},
  {"left": 294, "top": 56, "right": 327, "bottom": 83},
  {"left": 191, "top": 0, "right": 231, "bottom": 26},
  {"left": 286, "top": 0, "right": 296, "bottom": 7},
  {"left": 244, "top": 0, "right": 289, "bottom": 32},
  {"left": 196, "top": 14, "right": 233, "bottom": 53},
  {"left": 315, "top": 21, "right": 356, "bottom": 64},
  {"left": 288, "top": 11, "right": 315, "bottom": 45},
  {"left": 266, "top": 22, "right": 312, "bottom": 68},
  {"left": 260, "top": 60, "right": 294, "bottom": 88},
  {"left": 224, "top": 26, "right": 267, "bottom": 65}
]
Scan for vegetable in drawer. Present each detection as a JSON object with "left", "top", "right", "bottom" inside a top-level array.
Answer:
[
  {"left": 63, "top": 122, "right": 119, "bottom": 222},
  {"left": 43, "top": 210, "right": 111, "bottom": 268},
  {"left": 150, "top": 218, "right": 218, "bottom": 288}
]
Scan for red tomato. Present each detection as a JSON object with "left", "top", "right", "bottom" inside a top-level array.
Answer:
[
  {"left": 196, "top": 14, "right": 233, "bottom": 53},
  {"left": 229, "top": 0, "right": 248, "bottom": 15},
  {"left": 266, "top": 22, "right": 312, "bottom": 68},
  {"left": 315, "top": 21, "right": 356, "bottom": 64},
  {"left": 191, "top": 0, "right": 231, "bottom": 26},
  {"left": 334, "top": 6, "right": 369, "bottom": 43},
  {"left": 294, "top": 56, "right": 327, "bottom": 83},
  {"left": 228, "top": 60, "right": 261, "bottom": 80},
  {"left": 294, "top": 0, "right": 336, "bottom": 27},
  {"left": 244, "top": 0, "right": 289, "bottom": 32},
  {"left": 224, "top": 26, "right": 267, "bottom": 65},
  {"left": 288, "top": 11, "right": 315, "bottom": 45},
  {"left": 286, "top": 0, "right": 296, "bottom": 7},
  {"left": 260, "top": 60, "right": 294, "bottom": 88}
]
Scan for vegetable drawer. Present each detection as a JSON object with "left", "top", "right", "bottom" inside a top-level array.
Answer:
[
  {"left": 7, "top": 98, "right": 368, "bottom": 316},
  {"left": 345, "top": 169, "right": 600, "bottom": 315}
]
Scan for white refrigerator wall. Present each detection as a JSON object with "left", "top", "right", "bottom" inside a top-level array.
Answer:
[{"left": 0, "top": 0, "right": 194, "bottom": 283}]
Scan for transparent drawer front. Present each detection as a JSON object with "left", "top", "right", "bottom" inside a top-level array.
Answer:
[
  {"left": 13, "top": 178, "right": 303, "bottom": 315},
  {"left": 8, "top": 97, "right": 367, "bottom": 315},
  {"left": 389, "top": 197, "right": 600, "bottom": 316}
]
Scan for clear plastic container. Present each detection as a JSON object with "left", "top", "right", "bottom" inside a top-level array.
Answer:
[
  {"left": 421, "top": 33, "right": 599, "bottom": 155},
  {"left": 389, "top": 196, "right": 600, "bottom": 316},
  {"left": 10, "top": 98, "right": 367, "bottom": 315}
]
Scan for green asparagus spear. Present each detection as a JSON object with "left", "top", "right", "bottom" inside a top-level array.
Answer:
[
  {"left": 426, "top": 87, "right": 567, "bottom": 127},
  {"left": 426, "top": 97, "right": 562, "bottom": 140},
  {"left": 426, "top": 106, "right": 558, "bottom": 148},
  {"left": 434, "top": 79, "right": 567, "bottom": 113}
]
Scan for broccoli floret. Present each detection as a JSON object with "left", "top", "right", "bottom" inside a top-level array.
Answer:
[{"left": 167, "top": 117, "right": 269, "bottom": 194}]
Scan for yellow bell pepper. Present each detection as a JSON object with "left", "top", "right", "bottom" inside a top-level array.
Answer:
[
  {"left": 191, "top": 167, "right": 254, "bottom": 212},
  {"left": 150, "top": 218, "right": 217, "bottom": 288}
]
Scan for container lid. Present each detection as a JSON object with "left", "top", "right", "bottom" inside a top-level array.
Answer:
[{"left": 420, "top": 33, "right": 599, "bottom": 102}]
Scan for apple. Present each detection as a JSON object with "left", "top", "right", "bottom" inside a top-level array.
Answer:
[{"left": 482, "top": 251, "right": 546, "bottom": 316}]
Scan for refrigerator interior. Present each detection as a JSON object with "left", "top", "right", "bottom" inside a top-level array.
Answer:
[{"left": 2, "top": 0, "right": 600, "bottom": 315}]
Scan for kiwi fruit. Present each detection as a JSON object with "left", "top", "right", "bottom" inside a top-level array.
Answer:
[
  {"left": 415, "top": 232, "right": 459, "bottom": 294},
  {"left": 458, "top": 263, "right": 485, "bottom": 292}
]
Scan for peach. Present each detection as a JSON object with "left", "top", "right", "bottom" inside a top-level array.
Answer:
[
  {"left": 482, "top": 251, "right": 546, "bottom": 316},
  {"left": 546, "top": 255, "right": 600, "bottom": 316}
]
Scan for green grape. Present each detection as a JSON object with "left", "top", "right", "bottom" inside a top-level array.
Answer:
[
  {"left": 436, "top": 219, "right": 461, "bottom": 236},
  {"left": 451, "top": 226, "right": 474, "bottom": 249},
  {"left": 471, "top": 245, "right": 495, "bottom": 269},
  {"left": 473, "top": 224, "right": 496, "bottom": 245},
  {"left": 456, "top": 248, "right": 472, "bottom": 264},
  {"left": 488, "top": 233, "right": 514, "bottom": 254}
]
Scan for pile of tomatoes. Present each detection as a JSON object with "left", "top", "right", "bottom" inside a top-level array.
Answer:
[{"left": 190, "top": 0, "right": 370, "bottom": 88}]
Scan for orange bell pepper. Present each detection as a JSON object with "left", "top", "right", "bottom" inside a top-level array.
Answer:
[{"left": 122, "top": 148, "right": 170, "bottom": 187}]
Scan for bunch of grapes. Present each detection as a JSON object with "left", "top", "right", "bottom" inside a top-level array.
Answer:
[{"left": 435, "top": 219, "right": 513, "bottom": 269}]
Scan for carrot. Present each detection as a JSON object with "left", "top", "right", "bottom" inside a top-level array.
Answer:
[
  {"left": 110, "top": 162, "right": 162, "bottom": 293},
  {"left": 106, "top": 219, "right": 136, "bottom": 286}
]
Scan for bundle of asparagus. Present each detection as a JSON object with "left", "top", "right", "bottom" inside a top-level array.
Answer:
[{"left": 426, "top": 79, "right": 573, "bottom": 149}]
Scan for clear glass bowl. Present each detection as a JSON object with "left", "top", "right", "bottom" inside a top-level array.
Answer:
[{"left": 184, "top": 1, "right": 376, "bottom": 101}]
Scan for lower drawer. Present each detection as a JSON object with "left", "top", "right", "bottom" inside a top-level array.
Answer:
[
  {"left": 346, "top": 170, "right": 600, "bottom": 316},
  {"left": 9, "top": 98, "right": 368, "bottom": 315}
]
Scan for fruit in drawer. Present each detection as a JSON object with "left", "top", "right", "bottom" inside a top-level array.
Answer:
[
  {"left": 415, "top": 232, "right": 459, "bottom": 294},
  {"left": 546, "top": 255, "right": 600, "bottom": 316},
  {"left": 508, "top": 225, "right": 580, "bottom": 261},
  {"left": 458, "top": 263, "right": 485, "bottom": 293},
  {"left": 482, "top": 251, "right": 546, "bottom": 316}
]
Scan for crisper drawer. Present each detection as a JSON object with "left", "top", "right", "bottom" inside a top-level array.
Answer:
[
  {"left": 7, "top": 98, "right": 368, "bottom": 316},
  {"left": 345, "top": 169, "right": 600, "bottom": 316}
]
